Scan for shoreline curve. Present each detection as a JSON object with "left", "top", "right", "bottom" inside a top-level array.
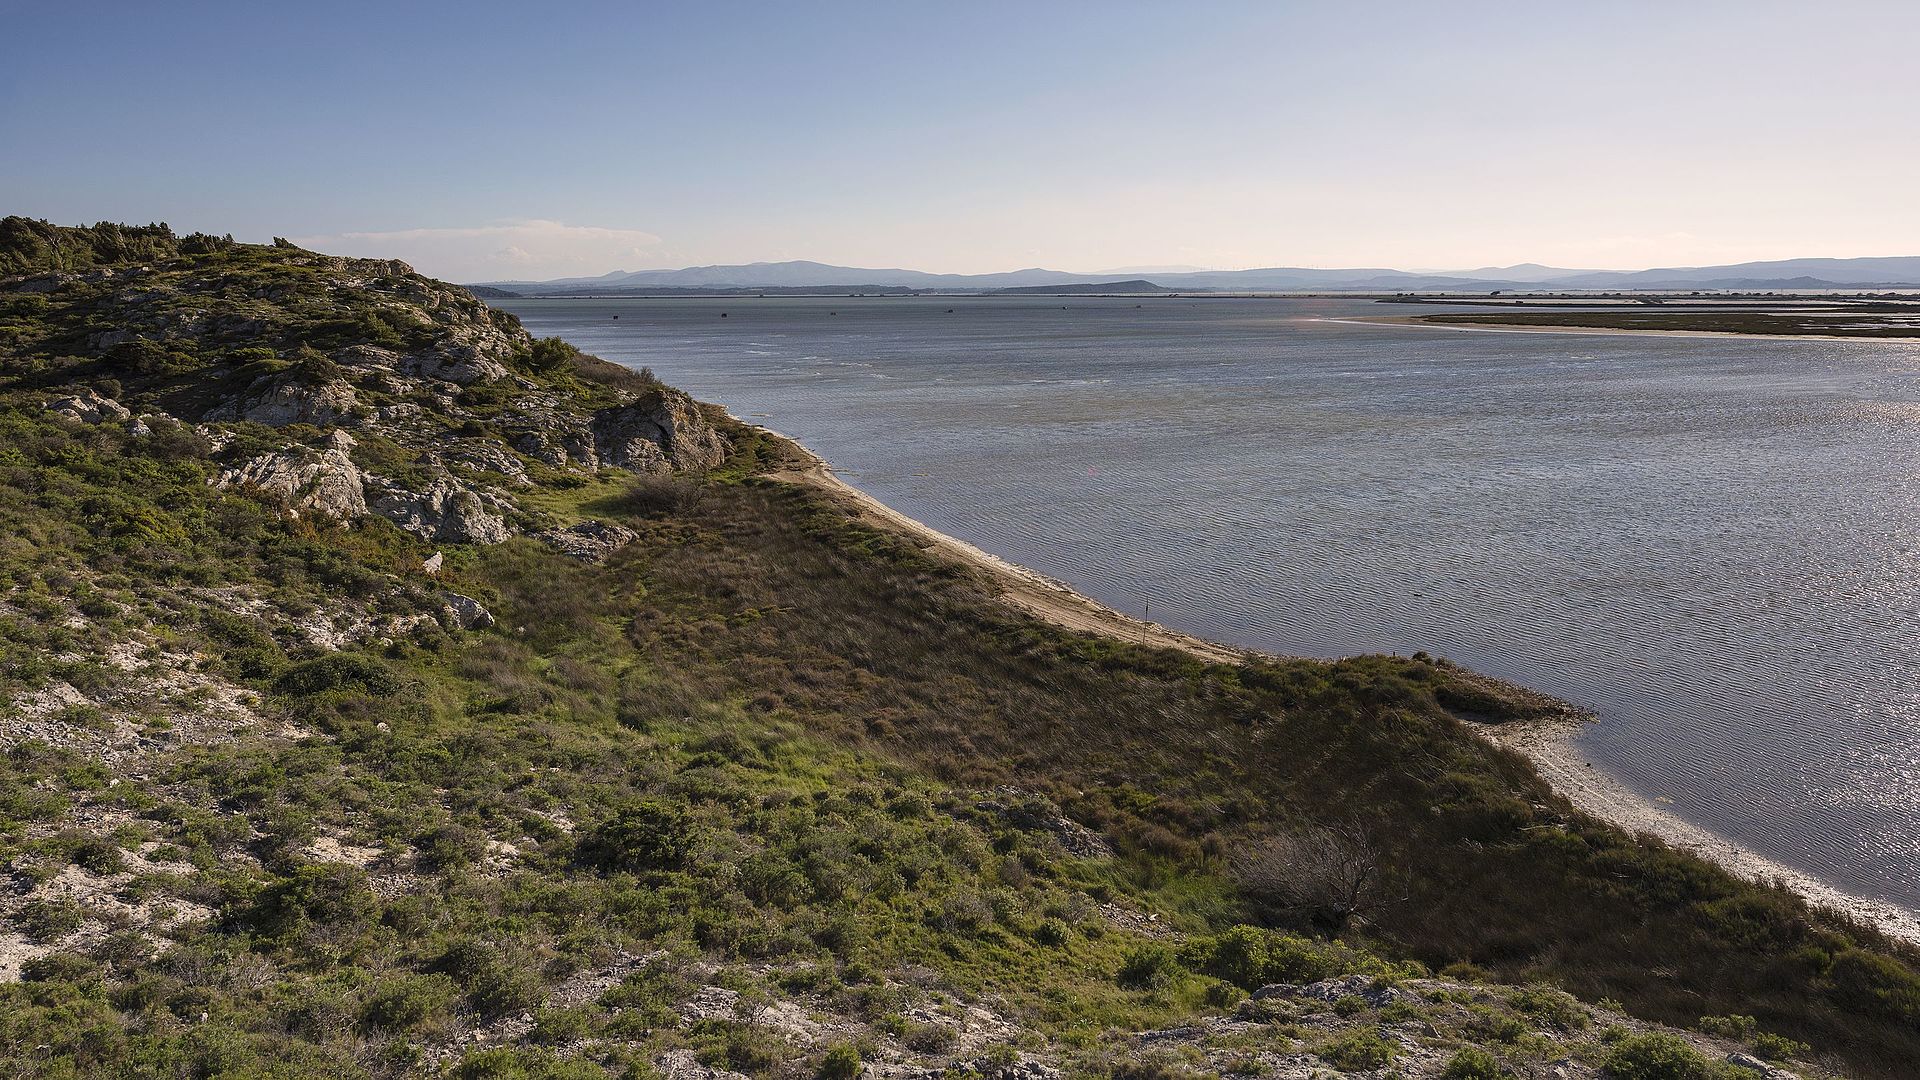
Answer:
[
  {"left": 751, "top": 421, "right": 1256, "bottom": 666},
  {"left": 745, "top": 419, "right": 1920, "bottom": 947}
]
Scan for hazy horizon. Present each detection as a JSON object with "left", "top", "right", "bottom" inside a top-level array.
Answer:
[
  {"left": 6, "top": 1, "right": 1918, "bottom": 281},
  {"left": 463, "top": 253, "right": 1920, "bottom": 286}
]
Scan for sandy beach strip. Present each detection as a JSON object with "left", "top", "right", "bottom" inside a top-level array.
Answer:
[
  {"left": 1484, "top": 719, "right": 1920, "bottom": 946},
  {"left": 748, "top": 419, "right": 1920, "bottom": 946},
  {"left": 748, "top": 421, "right": 1257, "bottom": 665},
  {"left": 1318, "top": 314, "right": 1920, "bottom": 344}
]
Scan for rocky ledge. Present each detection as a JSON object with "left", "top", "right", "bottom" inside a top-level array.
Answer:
[{"left": 15, "top": 249, "right": 731, "bottom": 545}]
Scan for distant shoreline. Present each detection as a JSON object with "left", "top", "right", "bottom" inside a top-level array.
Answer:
[
  {"left": 1323, "top": 314, "right": 1920, "bottom": 344},
  {"left": 746, "top": 419, "right": 1920, "bottom": 946}
]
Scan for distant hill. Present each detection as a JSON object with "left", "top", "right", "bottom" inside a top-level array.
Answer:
[
  {"left": 476, "top": 263, "right": 1516, "bottom": 295},
  {"left": 1549, "top": 256, "right": 1920, "bottom": 290},
  {"left": 1443, "top": 262, "right": 1600, "bottom": 283},
  {"left": 503, "top": 283, "right": 918, "bottom": 297},
  {"left": 993, "top": 279, "right": 1175, "bottom": 295},
  {"left": 474, "top": 254, "right": 1920, "bottom": 295},
  {"left": 478, "top": 260, "right": 1120, "bottom": 293}
]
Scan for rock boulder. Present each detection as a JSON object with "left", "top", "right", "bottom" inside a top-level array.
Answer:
[
  {"left": 205, "top": 373, "right": 358, "bottom": 427},
  {"left": 365, "top": 476, "right": 514, "bottom": 544},
  {"left": 45, "top": 388, "right": 132, "bottom": 425},
  {"left": 217, "top": 446, "right": 367, "bottom": 520},
  {"left": 591, "top": 388, "right": 729, "bottom": 473},
  {"left": 440, "top": 593, "right": 494, "bottom": 630},
  {"left": 536, "top": 520, "right": 640, "bottom": 562}
]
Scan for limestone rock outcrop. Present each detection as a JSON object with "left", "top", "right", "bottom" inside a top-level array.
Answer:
[
  {"left": 536, "top": 520, "right": 639, "bottom": 562},
  {"left": 204, "top": 373, "right": 357, "bottom": 427},
  {"left": 217, "top": 445, "right": 367, "bottom": 520},
  {"left": 439, "top": 592, "right": 494, "bottom": 630},
  {"left": 364, "top": 476, "right": 514, "bottom": 545},
  {"left": 592, "top": 390, "right": 729, "bottom": 472},
  {"left": 45, "top": 388, "right": 132, "bottom": 425},
  {"left": 401, "top": 338, "right": 511, "bottom": 386},
  {"left": 39, "top": 242, "right": 732, "bottom": 548}
]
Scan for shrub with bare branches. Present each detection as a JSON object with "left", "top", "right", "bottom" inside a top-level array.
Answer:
[{"left": 1233, "top": 821, "right": 1383, "bottom": 930}]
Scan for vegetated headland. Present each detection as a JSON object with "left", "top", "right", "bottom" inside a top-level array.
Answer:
[
  {"left": 4, "top": 216, "right": 1919, "bottom": 1078},
  {"left": 1398, "top": 297, "right": 1920, "bottom": 340}
]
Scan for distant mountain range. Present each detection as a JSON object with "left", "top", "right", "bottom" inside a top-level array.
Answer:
[{"left": 474, "top": 255, "right": 1920, "bottom": 296}]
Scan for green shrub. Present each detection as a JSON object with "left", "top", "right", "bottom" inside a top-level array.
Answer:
[
  {"left": 1507, "top": 986, "right": 1587, "bottom": 1031},
  {"left": 903, "top": 1022, "right": 958, "bottom": 1052},
  {"left": 1201, "top": 980, "right": 1244, "bottom": 1009},
  {"left": 529, "top": 1005, "right": 593, "bottom": 1045},
  {"left": 61, "top": 831, "right": 126, "bottom": 874},
  {"left": 1467, "top": 1005, "right": 1528, "bottom": 1043},
  {"left": 817, "top": 1043, "right": 862, "bottom": 1080},
  {"left": 360, "top": 972, "right": 459, "bottom": 1032},
  {"left": 1828, "top": 949, "right": 1920, "bottom": 1021},
  {"left": 447, "top": 1047, "right": 609, "bottom": 1079},
  {"left": 1031, "top": 918, "right": 1070, "bottom": 946},
  {"left": 1695, "top": 1014, "right": 1757, "bottom": 1039},
  {"left": 18, "top": 897, "right": 85, "bottom": 942},
  {"left": 244, "top": 863, "right": 376, "bottom": 941},
  {"left": 1318, "top": 1025, "right": 1396, "bottom": 1070},
  {"left": 1600, "top": 1032, "right": 1731, "bottom": 1080},
  {"left": 577, "top": 800, "right": 693, "bottom": 873},
  {"left": 1751, "top": 1031, "right": 1808, "bottom": 1062},
  {"left": 436, "top": 940, "right": 545, "bottom": 1019},
  {"left": 527, "top": 337, "right": 578, "bottom": 373},
  {"left": 695, "top": 1020, "right": 789, "bottom": 1072},
  {"left": 273, "top": 653, "right": 404, "bottom": 697},
  {"left": 1117, "top": 944, "right": 1181, "bottom": 990},
  {"left": 1441, "top": 1047, "right": 1503, "bottom": 1080},
  {"left": 1179, "top": 925, "right": 1343, "bottom": 990},
  {"left": 20, "top": 952, "right": 98, "bottom": 985}
]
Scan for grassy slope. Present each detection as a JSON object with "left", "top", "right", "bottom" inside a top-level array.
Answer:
[
  {"left": 603, "top": 439, "right": 1920, "bottom": 1073},
  {"left": 0, "top": 226, "right": 1917, "bottom": 1077}
]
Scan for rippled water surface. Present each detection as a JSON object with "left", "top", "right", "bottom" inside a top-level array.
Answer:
[{"left": 498, "top": 295, "right": 1920, "bottom": 912}]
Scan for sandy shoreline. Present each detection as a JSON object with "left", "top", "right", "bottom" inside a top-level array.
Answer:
[
  {"left": 1325, "top": 314, "right": 1919, "bottom": 344},
  {"left": 748, "top": 419, "right": 1920, "bottom": 946},
  {"left": 1484, "top": 719, "right": 1920, "bottom": 946},
  {"left": 753, "top": 422, "right": 1254, "bottom": 665}
]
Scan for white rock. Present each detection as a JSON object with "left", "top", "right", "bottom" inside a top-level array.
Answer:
[
  {"left": 218, "top": 447, "right": 366, "bottom": 519},
  {"left": 45, "top": 388, "right": 132, "bottom": 425}
]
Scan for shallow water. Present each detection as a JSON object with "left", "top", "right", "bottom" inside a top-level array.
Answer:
[{"left": 497, "top": 294, "right": 1920, "bottom": 914}]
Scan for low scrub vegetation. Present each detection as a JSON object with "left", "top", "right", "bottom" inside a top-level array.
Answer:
[{"left": 0, "top": 229, "right": 1914, "bottom": 1077}]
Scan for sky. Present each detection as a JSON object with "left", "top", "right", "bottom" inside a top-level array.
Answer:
[{"left": 3, "top": 1, "right": 1917, "bottom": 281}]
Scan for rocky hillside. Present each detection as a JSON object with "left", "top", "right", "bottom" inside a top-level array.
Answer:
[
  {"left": 0, "top": 220, "right": 1904, "bottom": 1079},
  {"left": 8, "top": 227, "right": 727, "bottom": 552}
]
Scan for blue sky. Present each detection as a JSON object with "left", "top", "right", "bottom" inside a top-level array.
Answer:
[{"left": 3, "top": 1, "right": 1916, "bottom": 279}]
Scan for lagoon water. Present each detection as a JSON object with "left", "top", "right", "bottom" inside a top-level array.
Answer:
[{"left": 498, "top": 295, "right": 1920, "bottom": 914}]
